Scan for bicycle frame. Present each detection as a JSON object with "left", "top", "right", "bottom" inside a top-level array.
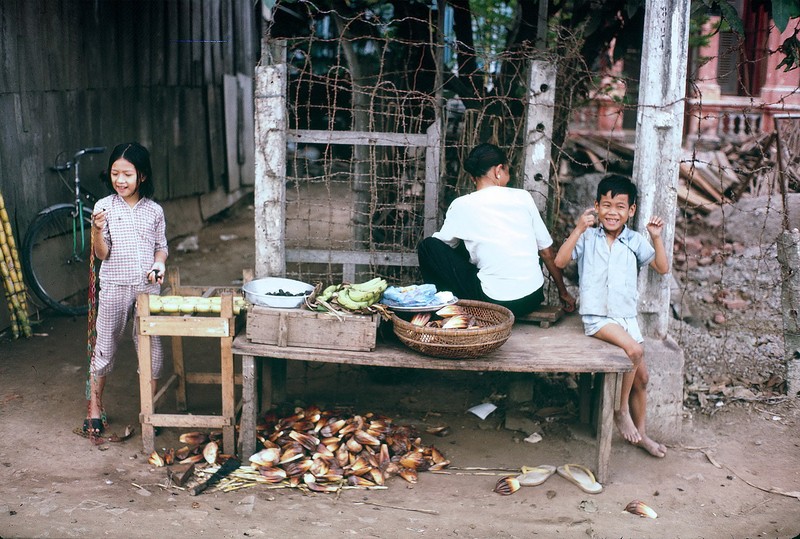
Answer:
[
  {"left": 53, "top": 147, "right": 106, "bottom": 260},
  {"left": 22, "top": 146, "right": 106, "bottom": 315}
]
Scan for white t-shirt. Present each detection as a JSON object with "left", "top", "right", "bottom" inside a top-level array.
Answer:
[{"left": 432, "top": 186, "right": 553, "bottom": 301}]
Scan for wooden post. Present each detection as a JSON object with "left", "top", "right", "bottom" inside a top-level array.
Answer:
[
  {"left": 240, "top": 354, "right": 257, "bottom": 459},
  {"left": 594, "top": 373, "right": 615, "bottom": 484},
  {"left": 254, "top": 37, "right": 287, "bottom": 278},
  {"left": 522, "top": 60, "right": 557, "bottom": 215},
  {"left": 631, "top": 0, "right": 691, "bottom": 339},
  {"left": 423, "top": 121, "right": 442, "bottom": 237},
  {"left": 172, "top": 335, "right": 187, "bottom": 411},
  {"left": 137, "top": 293, "right": 156, "bottom": 454},
  {"left": 777, "top": 229, "right": 800, "bottom": 395}
]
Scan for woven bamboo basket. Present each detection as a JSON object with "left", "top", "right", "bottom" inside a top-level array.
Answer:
[{"left": 391, "top": 299, "right": 515, "bottom": 359}]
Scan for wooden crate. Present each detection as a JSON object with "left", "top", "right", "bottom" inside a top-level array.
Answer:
[{"left": 246, "top": 305, "right": 380, "bottom": 351}]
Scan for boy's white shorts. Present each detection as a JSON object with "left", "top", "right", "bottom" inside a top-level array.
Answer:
[{"left": 582, "top": 314, "right": 644, "bottom": 343}]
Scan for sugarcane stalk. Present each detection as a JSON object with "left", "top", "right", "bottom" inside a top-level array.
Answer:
[
  {"left": 2, "top": 265, "right": 20, "bottom": 339},
  {"left": 1, "top": 260, "right": 22, "bottom": 311},
  {"left": 4, "top": 292, "right": 19, "bottom": 339},
  {"left": 0, "top": 195, "right": 31, "bottom": 337},
  {"left": 0, "top": 243, "right": 23, "bottom": 297},
  {"left": 0, "top": 194, "right": 26, "bottom": 287},
  {"left": 0, "top": 256, "right": 29, "bottom": 338}
]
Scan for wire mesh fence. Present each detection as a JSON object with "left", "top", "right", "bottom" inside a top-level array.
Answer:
[
  {"left": 277, "top": 30, "right": 555, "bottom": 287},
  {"left": 260, "top": 3, "right": 800, "bottom": 404}
]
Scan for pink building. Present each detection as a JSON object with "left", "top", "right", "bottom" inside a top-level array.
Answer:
[
  {"left": 572, "top": 2, "right": 800, "bottom": 142},
  {"left": 686, "top": 3, "right": 800, "bottom": 140}
]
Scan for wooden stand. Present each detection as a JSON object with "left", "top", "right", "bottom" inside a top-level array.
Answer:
[
  {"left": 136, "top": 272, "right": 243, "bottom": 456},
  {"left": 517, "top": 305, "right": 565, "bottom": 328},
  {"left": 233, "top": 315, "right": 631, "bottom": 483}
]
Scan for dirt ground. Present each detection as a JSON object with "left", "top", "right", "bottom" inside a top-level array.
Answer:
[{"left": 2, "top": 198, "right": 799, "bottom": 539}]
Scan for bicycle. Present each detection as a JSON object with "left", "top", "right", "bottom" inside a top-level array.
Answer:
[{"left": 22, "top": 147, "right": 106, "bottom": 316}]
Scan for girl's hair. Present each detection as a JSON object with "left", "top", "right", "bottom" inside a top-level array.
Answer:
[
  {"left": 463, "top": 143, "right": 508, "bottom": 178},
  {"left": 596, "top": 174, "right": 637, "bottom": 206},
  {"left": 104, "top": 142, "right": 154, "bottom": 199}
]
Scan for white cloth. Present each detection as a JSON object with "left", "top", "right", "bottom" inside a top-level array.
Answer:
[{"left": 432, "top": 186, "right": 553, "bottom": 301}]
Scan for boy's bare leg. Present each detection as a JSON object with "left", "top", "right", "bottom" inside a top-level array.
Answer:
[
  {"left": 631, "top": 362, "right": 667, "bottom": 457},
  {"left": 593, "top": 323, "right": 666, "bottom": 457},
  {"left": 592, "top": 324, "right": 641, "bottom": 443}
]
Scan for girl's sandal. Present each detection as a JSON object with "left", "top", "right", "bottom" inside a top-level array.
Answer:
[{"left": 81, "top": 418, "right": 104, "bottom": 437}]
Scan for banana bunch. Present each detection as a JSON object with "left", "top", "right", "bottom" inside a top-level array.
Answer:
[
  {"left": 313, "top": 277, "right": 388, "bottom": 313},
  {"left": 147, "top": 294, "right": 246, "bottom": 315}
]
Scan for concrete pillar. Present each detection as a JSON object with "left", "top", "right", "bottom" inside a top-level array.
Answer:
[
  {"left": 631, "top": 0, "right": 691, "bottom": 440},
  {"left": 254, "top": 39, "right": 287, "bottom": 278},
  {"left": 777, "top": 229, "right": 800, "bottom": 396},
  {"left": 643, "top": 336, "right": 685, "bottom": 441},
  {"left": 523, "top": 61, "right": 557, "bottom": 214},
  {"left": 633, "top": 0, "right": 690, "bottom": 339}
]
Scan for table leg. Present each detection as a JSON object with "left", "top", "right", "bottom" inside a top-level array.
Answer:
[
  {"left": 172, "top": 335, "right": 187, "bottom": 412},
  {"left": 137, "top": 295, "right": 155, "bottom": 454},
  {"left": 594, "top": 372, "right": 616, "bottom": 484},
  {"left": 240, "top": 354, "right": 257, "bottom": 460},
  {"left": 221, "top": 335, "right": 235, "bottom": 456}
]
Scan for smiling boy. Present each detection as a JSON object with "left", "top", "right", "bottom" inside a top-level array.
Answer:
[{"left": 555, "top": 174, "right": 669, "bottom": 458}]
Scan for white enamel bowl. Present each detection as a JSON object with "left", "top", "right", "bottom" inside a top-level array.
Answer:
[{"left": 242, "top": 277, "right": 314, "bottom": 309}]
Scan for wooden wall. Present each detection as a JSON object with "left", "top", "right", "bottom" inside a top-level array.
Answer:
[{"left": 0, "top": 0, "right": 258, "bottom": 238}]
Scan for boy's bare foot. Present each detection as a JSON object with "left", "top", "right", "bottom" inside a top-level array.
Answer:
[
  {"left": 634, "top": 435, "right": 667, "bottom": 458},
  {"left": 614, "top": 410, "right": 642, "bottom": 444}
]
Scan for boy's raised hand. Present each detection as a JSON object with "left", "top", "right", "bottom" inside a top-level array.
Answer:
[
  {"left": 576, "top": 208, "right": 596, "bottom": 232},
  {"left": 646, "top": 216, "right": 664, "bottom": 238}
]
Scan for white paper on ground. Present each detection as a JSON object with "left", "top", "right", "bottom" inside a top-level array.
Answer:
[
  {"left": 523, "top": 432, "right": 543, "bottom": 444},
  {"left": 467, "top": 403, "right": 497, "bottom": 420}
]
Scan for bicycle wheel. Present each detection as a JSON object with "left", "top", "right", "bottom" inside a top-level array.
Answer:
[{"left": 22, "top": 204, "right": 95, "bottom": 316}]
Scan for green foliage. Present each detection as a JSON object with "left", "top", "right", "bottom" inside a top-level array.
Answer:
[
  {"left": 696, "top": 0, "right": 743, "bottom": 35},
  {"left": 776, "top": 33, "right": 800, "bottom": 71},
  {"left": 689, "top": 2, "right": 713, "bottom": 49},
  {"left": 469, "top": 0, "right": 516, "bottom": 61},
  {"left": 717, "top": 1, "right": 745, "bottom": 35},
  {"left": 772, "top": 0, "right": 800, "bottom": 32}
]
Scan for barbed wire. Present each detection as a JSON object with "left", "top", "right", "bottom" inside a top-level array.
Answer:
[{"left": 269, "top": 8, "right": 797, "bottom": 402}]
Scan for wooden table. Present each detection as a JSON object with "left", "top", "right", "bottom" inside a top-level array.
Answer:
[
  {"left": 232, "top": 315, "right": 632, "bottom": 483},
  {"left": 137, "top": 289, "right": 242, "bottom": 456}
]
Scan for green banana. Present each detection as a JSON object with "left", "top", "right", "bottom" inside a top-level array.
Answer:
[
  {"left": 346, "top": 287, "right": 379, "bottom": 303},
  {"left": 335, "top": 288, "right": 372, "bottom": 311},
  {"left": 349, "top": 277, "right": 386, "bottom": 293},
  {"left": 318, "top": 284, "right": 340, "bottom": 302}
]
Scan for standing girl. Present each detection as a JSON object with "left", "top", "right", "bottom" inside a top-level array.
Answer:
[{"left": 83, "top": 142, "right": 168, "bottom": 436}]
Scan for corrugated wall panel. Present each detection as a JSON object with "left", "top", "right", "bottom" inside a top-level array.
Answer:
[
  {"left": 149, "top": 1, "right": 166, "bottom": 87},
  {"left": 0, "top": 1, "right": 20, "bottom": 94},
  {"left": 0, "top": 0, "right": 258, "bottom": 237}
]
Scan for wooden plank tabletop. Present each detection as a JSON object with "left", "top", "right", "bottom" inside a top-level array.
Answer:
[{"left": 232, "top": 314, "right": 632, "bottom": 374}]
